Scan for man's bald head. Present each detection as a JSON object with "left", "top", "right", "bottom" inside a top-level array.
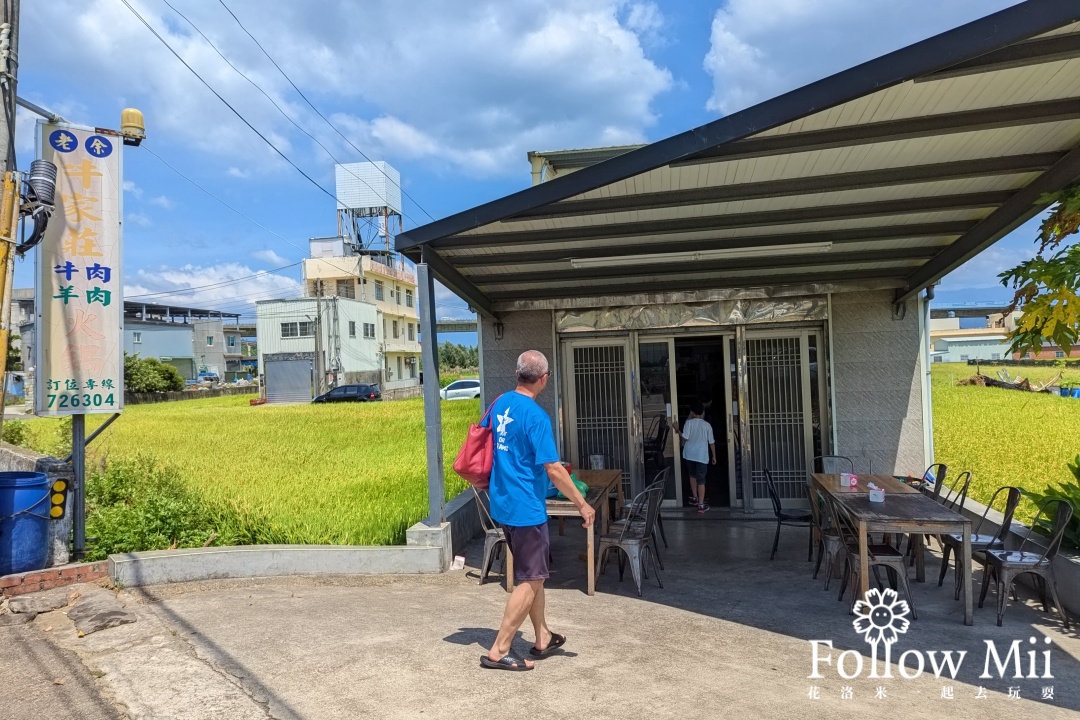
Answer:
[{"left": 516, "top": 351, "right": 549, "bottom": 384}]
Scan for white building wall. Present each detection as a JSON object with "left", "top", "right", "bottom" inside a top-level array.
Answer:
[{"left": 931, "top": 338, "right": 1010, "bottom": 363}]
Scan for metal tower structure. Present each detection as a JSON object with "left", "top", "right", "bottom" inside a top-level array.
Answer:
[{"left": 335, "top": 161, "right": 403, "bottom": 262}]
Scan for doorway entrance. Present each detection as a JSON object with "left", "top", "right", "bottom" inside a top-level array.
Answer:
[{"left": 673, "top": 337, "right": 732, "bottom": 508}]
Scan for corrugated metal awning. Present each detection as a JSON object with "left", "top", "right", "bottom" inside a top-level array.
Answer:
[{"left": 397, "top": 1, "right": 1080, "bottom": 319}]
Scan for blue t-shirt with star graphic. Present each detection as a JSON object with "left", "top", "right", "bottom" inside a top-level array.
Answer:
[{"left": 481, "top": 391, "right": 559, "bottom": 527}]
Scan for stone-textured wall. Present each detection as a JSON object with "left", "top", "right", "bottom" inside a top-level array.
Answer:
[
  {"left": 0, "top": 444, "right": 73, "bottom": 567},
  {"left": 830, "top": 290, "right": 926, "bottom": 475},
  {"left": 479, "top": 310, "right": 556, "bottom": 421}
]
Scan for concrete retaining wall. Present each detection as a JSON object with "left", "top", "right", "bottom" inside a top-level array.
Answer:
[
  {"left": 125, "top": 385, "right": 258, "bottom": 405},
  {"left": 0, "top": 443, "right": 73, "bottom": 567},
  {"left": 109, "top": 544, "right": 446, "bottom": 587},
  {"left": 426, "top": 488, "right": 483, "bottom": 558},
  {"left": 382, "top": 385, "right": 422, "bottom": 401}
]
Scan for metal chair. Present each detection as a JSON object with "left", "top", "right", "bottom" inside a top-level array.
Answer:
[
  {"left": 920, "top": 463, "right": 949, "bottom": 494},
  {"left": 979, "top": 498, "right": 1074, "bottom": 629},
  {"left": 939, "top": 485, "right": 1022, "bottom": 600},
  {"left": 764, "top": 469, "right": 814, "bottom": 561},
  {"left": 906, "top": 464, "right": 962, "bottom": 566},
  {"left": 471, "top": 487, "right": 508, "bottom": 586},
  {"left": 611, "top": 469, "right": 669, "bottom": 569},
  {"left": 813, "top": 455, "right": 854, "bottom": 475},
  {"left": 811, "top": 488, "right": 846, "bottom": 589},
  {"left": 597, "top": 482, "right": 665, "bottom": 596},
  {"left": 831, "top": 494, "right": 918, "bottom": 619},
  {"left": 643, "top": 419, "right": 668, "bottom": 474}
]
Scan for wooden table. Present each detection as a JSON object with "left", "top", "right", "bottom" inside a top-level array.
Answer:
[
  {"left": 811, "top": 473, "right": 974, "bottom": 625},
  {"left": 507, "top": 469, "right": 621, "bottom": 597}
]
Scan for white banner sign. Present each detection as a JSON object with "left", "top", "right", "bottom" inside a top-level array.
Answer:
[{"left": 35, "top": 122, "right": 124, "bottom": 416}]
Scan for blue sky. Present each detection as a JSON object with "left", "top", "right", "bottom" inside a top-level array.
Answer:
[{"left": 17, "top": 0, "right": 1037, "bottom": 340}]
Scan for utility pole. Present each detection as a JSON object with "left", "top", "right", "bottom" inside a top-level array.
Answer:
[
  {"left": 0, "top": 0, "right": 19, "bottom": 445},
  {"left": 313, "top": 280, "right": 325, "bottom": 397}
]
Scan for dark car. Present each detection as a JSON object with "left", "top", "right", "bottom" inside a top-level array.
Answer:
[{"left": 312, "top": 383, "right": 382, "bottom": 403}]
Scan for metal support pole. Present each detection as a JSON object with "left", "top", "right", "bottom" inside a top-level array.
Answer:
[
  {"left": 71, "top": 413, "right": 85, "bottom": 556},
  {"left": 417, "top": 261, "right": 444, "bottom": 525},
  {"left": 735, "top": 325, "right": 754, "bottom": 514}
]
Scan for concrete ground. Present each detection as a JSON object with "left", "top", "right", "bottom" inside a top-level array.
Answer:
[{"left": 2, "top": 515, "right": 1079, "bottom": 720}]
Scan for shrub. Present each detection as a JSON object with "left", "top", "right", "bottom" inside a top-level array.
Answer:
[
  {"left": 83, "top": 456, "right": 266, "bottom": 561},
  {"left": 124, "top": 353, "right": 185, "bottom": 393},
  {"left": 1, "top": 419, "right": 28, "bottom": 446},
  {"left": 1025, "top": 454, "right": 1080, "bottom": 551}
]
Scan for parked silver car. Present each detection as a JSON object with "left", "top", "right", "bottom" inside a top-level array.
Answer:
[{"left": 440, "top": 378, "right": 480, "bottom": 400}]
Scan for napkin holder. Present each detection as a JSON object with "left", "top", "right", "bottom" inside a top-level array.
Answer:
[{"left": 868, "top": 487, "right": 885, "bottom": 503}]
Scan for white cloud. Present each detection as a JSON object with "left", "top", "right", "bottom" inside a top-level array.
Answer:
[
  {"left": 23, "top": 0, "right": 672, "bottom": 177},
  {"left": 126, "top": 213, "right": 152, "bottom": 226},
  {"left": 226, "top": 167, "right": 251, "bottom": 179},
  {"left": 149, "top": 195, "right": 174, "bottom": 209},
  {"left": 125, "top": 262, "right": 302, "bottom": 316},
  {"left": 122, "top": 180, "right": 143, "bottom": 198},
  {"left": 703, "top": 0, "right": 1017, "bottom": 114},
  {"left": 252, "top": 248, "right": 289, "bottom": 266}
]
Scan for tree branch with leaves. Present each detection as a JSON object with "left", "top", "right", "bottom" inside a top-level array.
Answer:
[{"left": 999, "top": 181, "right": 1080, "bottom": 357}]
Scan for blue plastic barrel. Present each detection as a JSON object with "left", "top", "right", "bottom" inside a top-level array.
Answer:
[
  {"left": 1073, "top": 388, "right": 1080, "bottom": 400},
  {"left": 0, "top": 472, "right": 51, "bottom": 576}
]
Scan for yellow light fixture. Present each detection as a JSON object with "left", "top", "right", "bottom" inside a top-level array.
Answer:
[{"left": 120, "top": 108, "right": 146, "bottom": 146}]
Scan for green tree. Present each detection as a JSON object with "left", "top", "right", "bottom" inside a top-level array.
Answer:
[
  {"left": 124, "top": 353, "right": 185, "bottom": 393},
  {"left": 1000, "top": 182, "right": 1080, "bottom": 357},
  {"left": 6, "top": 335, "right": 21, "bottom": 371}
]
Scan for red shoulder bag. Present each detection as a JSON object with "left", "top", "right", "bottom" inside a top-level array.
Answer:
[{"left": 452, "top": 395, "right": 504, "bottom": 489}]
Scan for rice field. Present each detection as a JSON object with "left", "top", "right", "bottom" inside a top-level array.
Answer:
[
  {"left": 931, "top": 363, "right": 1080, "bottom": 523},
  {"left": 15, "top": 363, "right": 1077, "bottom": 546},
  {"left": 20, "top": 396, "right": 480, "bottom": 546}
]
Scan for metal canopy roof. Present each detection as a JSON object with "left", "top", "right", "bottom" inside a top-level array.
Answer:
[{"left": 397, "top": 1, "right": 1080, "bottom": 320}]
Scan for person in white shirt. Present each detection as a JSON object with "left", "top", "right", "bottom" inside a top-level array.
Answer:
[{"left": 678, "top": 401, "right": 716, "bottom": 513}]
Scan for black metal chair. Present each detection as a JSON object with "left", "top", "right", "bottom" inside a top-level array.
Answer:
[
  {"left": 939, "top": 485, "right": 1022, "bottom": 600},
  {"left": 643, "top": 418, "right": 669, "bottom": 474},
  {"left": 906, "top": 464, "right": 963, "bottom": 566},
  {"left": 811, "top": 487, "right": 846, "bottom": 589},
  {"left": 764, "top": 469, "right": 813, "bottom": 561},
  {"left": 831, "top": 493, "right": 918, "bottom": 619},
  {"left": 979, "top": 498, "right": 1074, "bottom": 629},
  {"left": 598, "top": 481, "right": 665, "bottom": 596},
  {"left": 471, "top": 487, "right": 507, "bottom": 586}
]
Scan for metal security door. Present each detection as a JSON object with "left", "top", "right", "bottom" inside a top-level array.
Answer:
[
  {"left": 743, "top": 332, "right": 816, "bottom": 509},
  {"left": 265, "top": 358, "right": 313, "bottom": 403},
  {"left": 564, "top": 340, "right": 634, "bottom": 501}
]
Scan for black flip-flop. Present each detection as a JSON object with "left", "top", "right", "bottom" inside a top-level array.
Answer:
[
  {"left": 480, "top": 652, "right": 533, "bottom": 671},
  {"left": 529, "top": 632, "right": 567, "bottom": 658}
]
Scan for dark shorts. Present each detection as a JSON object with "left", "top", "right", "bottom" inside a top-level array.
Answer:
[
  {"left": 502, "top": 522, "right": 550, "bottom": 582},
  {"left": 686, "top": 460, "right": 708, "bottom": 480}
]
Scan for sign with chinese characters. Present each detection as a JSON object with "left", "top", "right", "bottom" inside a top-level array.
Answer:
[{"left": 35, "top": 123, "right": 123, "bottom": 416}]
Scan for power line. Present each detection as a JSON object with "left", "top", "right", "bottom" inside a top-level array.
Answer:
[
  {"left": 140, "top": 143, "right": 308, "bottom": 253},
  {"left": 156, "top": 0, "right": 426, "bottom": 231},
  {"left": 119, "top": 0, "right": 341, "bottom": 207},
  {"left": 126, "top": 261, "right": 302, "bottom": 299},
  {"left": 216, "top": 0, "right": 436, "bottom": 224}
]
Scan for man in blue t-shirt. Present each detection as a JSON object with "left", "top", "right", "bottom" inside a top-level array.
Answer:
[{"left": 480, "top": 350, "right": 594, "bottom": 672}]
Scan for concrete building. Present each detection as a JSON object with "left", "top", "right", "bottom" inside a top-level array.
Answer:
[
  {"left": 397, "top": 3, "right": 1080, "bottom": 519},
  {"left": 303, "top": 237, "right": 421, "bottom": 390},
  {"left": 16, "top": 294, "right": 245, "bottom": 380}
]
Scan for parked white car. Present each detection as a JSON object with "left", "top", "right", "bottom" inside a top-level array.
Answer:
[{"left": 441, "top": 378, "right": 481, "bottom": 401}]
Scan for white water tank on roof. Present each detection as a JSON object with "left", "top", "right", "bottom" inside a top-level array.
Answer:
[{"left": 335, "top": 161, "right": 402, "bottom": 216}]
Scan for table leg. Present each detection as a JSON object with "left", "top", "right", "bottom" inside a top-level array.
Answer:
[
  {"left": 914, "top": 534, "right": 925, "bottom": 583},
  {"left": 587, "top": 519, "right": 595, "bottom": 596},
  {"left": 859, "top": 520, "right": 870, "bottom": 601},
  {"left": 558, "top": 517, "right": 565, "bottom": 536},
  {"left": 962, "top": 528, "right": 973, "bottom": 626}
]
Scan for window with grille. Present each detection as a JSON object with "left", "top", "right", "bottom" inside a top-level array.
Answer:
[
  {"left": 406, "top": 290, "right": 413, "bottom": 308},
  {"left": 393, "top": 320, "right": 399, "bottom": 339},
  {"left": 336, "top": 279, "right": 355, "bottom": 299},
  {"left": 374, "top": 281, "right": 384, "bottom": 301},
  {"left": 396, "top": 286, "right": 401, "bottom": 305},
  {"left": 363, "top": 322, "right": 376, "bottom": 339},
  {"left": 227, "top": 336, "right": 236, "bottom": 347},
  {"left": 298, "top": 321, "right": 315, "bottom": 337},
  {"left": 407, "top": 324, "right": 415, "bottom": 341},
  {"left": 745, "top": 337, "right": 808, "bottom": 503},
  {"left": 281, "top": 322, "right": 298, "bottom": 338},
  {"left": 133, "top": 332, "right": 142, "bottom": 344},
  {"left": 206, "top": 336, "right": 214, "bottom": 346},
  {"left": 349, "top": 321, "right": 356, "bottom": 338},
  {"left": 571, "top": 345, "right": 631, "bottom": 498}
]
